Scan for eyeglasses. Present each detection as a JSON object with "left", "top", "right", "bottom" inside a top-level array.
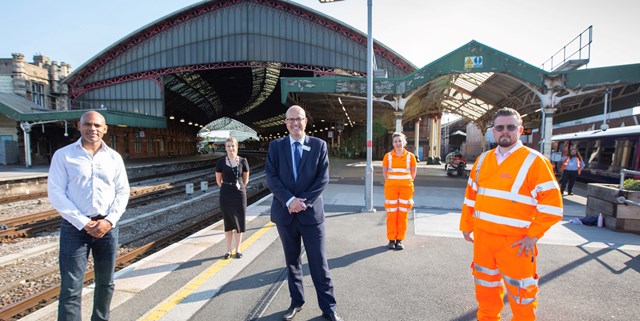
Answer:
[
  {"left": 285, "top": 117, "right": 306, "bottom": 123},
  {"left": 493, "top": 124, "right": 519, "bottom": 132}
]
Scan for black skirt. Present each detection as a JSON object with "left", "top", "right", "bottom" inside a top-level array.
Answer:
[{"left": 216, "top": 157, "right": 249, "bottom": 232}]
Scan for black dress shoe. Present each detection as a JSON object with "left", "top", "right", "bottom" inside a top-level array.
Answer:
[
  {"left": 387, "top": 240, "right": 396, "bottom": 250},
  {"left": 322, "top": 311, "right": 343, "bottom": 321},
  {"left": 282, "top": 305, "right": 302, "bottom": 320},
  {"left": 395, "top": 240, "right": 404, "bottom": 250}
]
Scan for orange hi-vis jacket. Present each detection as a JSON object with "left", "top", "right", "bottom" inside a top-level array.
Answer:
[
  {"left": 560, "top": 156, "right": 583, "bottom": 171},
  {"left": 460, "top": 145, "right": 563, "bottom": 239},
  {"left": 383, "top": 150, "right": 417, "bottom": 187}
]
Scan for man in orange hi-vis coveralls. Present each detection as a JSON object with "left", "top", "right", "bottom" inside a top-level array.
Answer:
[
  {"left": 460, "top": 108, "right": 563, "bottom": 321},
  {"left": 383, "top": 132, "right": 417, "bottom": 250}
]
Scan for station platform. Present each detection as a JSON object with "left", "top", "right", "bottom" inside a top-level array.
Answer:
[
  {"left": 18, "top": 158, "right": 640, "bottom": 321},
  {"left": 0, "top": 153, "right": 225, "bottom": 182}
]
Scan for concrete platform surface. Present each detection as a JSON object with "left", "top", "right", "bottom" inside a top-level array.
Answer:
[{"left": 20, "top": 166, "right": 640, "bottom": 321}]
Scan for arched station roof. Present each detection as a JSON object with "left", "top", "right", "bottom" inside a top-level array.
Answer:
[
  {"left": 281, "top": 40, "right": 640, "bottom": 130},
  {"left": 62, "top": 0, "right": 416, "bottom": 133}
]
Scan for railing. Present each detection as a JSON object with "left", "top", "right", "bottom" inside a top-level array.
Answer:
[
  {"left": 541, "top": 25, "right": 592, "bottom": 71},
  {"left": 616, "top": 169, "right": 640, "bottom": 206}
]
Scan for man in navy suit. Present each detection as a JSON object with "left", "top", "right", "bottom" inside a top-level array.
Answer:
[{"left": 266, "top": 105, "right": 342, "bottom": 321}]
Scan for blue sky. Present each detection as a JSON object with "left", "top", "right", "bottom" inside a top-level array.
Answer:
[{"left": 1, "top": 0, "right": 638, "bottom": 70}]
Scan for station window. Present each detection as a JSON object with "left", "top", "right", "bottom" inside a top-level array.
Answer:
[
  {"left": 147, "top": 137, "right": 153, "bottom": 153},
  {"left": 109, "top": 135, "right": 117, "bottom": 150},
  {"left": 134, "top": 136, "right": 142, "bottom": 153},
  {"left": 30, "top": 82, "right": 46, "bottom": 107}
]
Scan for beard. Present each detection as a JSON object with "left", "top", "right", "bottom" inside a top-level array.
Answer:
[{"left": 498, "top": 136, "right": 513, "bottom": 147}]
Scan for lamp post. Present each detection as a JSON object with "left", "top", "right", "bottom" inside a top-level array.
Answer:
[{"left": 320, "top": 0, "right": 375, "bottom": 212}]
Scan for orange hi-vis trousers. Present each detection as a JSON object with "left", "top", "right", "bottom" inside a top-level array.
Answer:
[
  {"left": 472, "top": 229, "right": 539, "bottom": 321},
  {"left": 384, "top": 184, "right": 414, "bottom": 241}
]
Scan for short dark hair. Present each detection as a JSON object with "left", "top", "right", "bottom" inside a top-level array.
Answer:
[{"left": 492, "top": 107, "right": 522, "bottom": 125}]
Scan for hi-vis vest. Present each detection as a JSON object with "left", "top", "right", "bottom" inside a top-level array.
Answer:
[
  {"left": 560, "top": 156, "right": 583, "bottom": 171},
  {"left": 460, "top": 146, "right": 563, "bottom": 238},
  {"left": 384, "top": 150, "right": 416, "bottom": 186}
]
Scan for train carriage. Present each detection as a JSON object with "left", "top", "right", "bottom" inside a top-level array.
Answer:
[{"left": 551, "top": 125, "right": 640, "bottom": 183}]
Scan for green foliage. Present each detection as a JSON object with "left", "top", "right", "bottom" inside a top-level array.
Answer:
[{"left": 623, "top": 178, "right": 640, "bottom": 191}]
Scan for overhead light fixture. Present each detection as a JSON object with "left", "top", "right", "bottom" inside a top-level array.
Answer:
[
  {"left": 180, "top": 119, "right": 185, "bottom": 123},
  {"left": 169, "top": 115, "right": 175, "bottom": 120},
  {"left": 188, "top": 122, "right": 193, "bottom": 125}
]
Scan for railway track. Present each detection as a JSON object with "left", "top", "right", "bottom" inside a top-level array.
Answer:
[
  {"left": 0, "top": 186, "right": 270, "bottom": 320},
  {"left": 0, "top": 158, "right": 264, "bottom": 242},
  {"left": 0, "top": 192, "right": 48, "bottom": 205}
]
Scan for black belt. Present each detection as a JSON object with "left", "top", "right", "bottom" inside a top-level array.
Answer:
[
  {"left": 222, "top": 182, "right": 240, "bottom": 185},
  {"left": 90, "top": 215, "right": 107, "bottom": 221}
]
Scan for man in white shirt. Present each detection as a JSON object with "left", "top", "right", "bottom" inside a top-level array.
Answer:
[{"left": 48, "top": 110, "right": 130, "bottom": 321}]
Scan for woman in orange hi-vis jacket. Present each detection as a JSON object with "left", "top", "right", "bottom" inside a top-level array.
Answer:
[
  {"left": 460, "top": 108, "right": 563, "bottom": 321},
  {"left": 382, "top": 132, "right": 417, "bottom": 250}
]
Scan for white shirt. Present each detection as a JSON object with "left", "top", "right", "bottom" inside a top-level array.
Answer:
[
  {"left": 495, "top": 140, "right": 523, "bottom": 165},
  {"left": 48, "top": 139, "right": 130, "bottom": 230}
]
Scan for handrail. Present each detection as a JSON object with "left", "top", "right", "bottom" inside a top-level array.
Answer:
[
  {"left": 541, "top": 25, "right": 592, "bottom": 71},
  {"left": 617, "top": 169, "right": 640, "bottom": 207}
]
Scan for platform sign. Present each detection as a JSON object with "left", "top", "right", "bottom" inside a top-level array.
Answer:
[{"left": 464, "top": 56, "right": 483, "bottom": 69}]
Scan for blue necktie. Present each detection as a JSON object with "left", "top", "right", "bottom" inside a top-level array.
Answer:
[{"left": 293, "top": 142, "right": 302, "bottom": 180}]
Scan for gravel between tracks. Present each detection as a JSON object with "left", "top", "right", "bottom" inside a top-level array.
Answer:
[{"left": 0, "top": 175, "right": 266, "bottom": 310}]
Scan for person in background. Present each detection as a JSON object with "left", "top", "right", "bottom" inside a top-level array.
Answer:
[
  {"left": 459, "top": 107, "right": 562, "bottom": 321},
  {"left": 48, "top": 110, "right": 130, "bottom": 321},
  {"left": 265, "top": 105, "right": 342, "bottom": 321},
  {"left": 559, "top": 148, "right": 584, "bottom": 195},
  {"left": 382, "top": 132, "right": 417, "bottom": 250},
  {"left": 215, "top": 137, "right": 250, "bottom": 259}
]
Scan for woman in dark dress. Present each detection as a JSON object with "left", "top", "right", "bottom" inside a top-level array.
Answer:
[{"left": 215, "top": 137, "right": 250, "bottom": 259}]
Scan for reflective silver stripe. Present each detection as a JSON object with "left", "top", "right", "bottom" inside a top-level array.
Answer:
[
  {"left": 478, "top": 187, "right": 537, "bottom": 206},
  {"left": 475, "top": 151, "right": 489, "bottom": 186},
  {"left": 386, "top": 200, "right": 398, "bottom": 204},
  {"left": 503, "top": 274, "right": 538, "bottom": 288},
  {"left": 531, "top": 180, "right": 559, "bottom": 199},
  {"left": 406, "top": 152, "right": 411, "bottom": 169},
  {"left": 474, "top": 210, "right": 531, "bottom": 228},
  {"left": 388, "top": 174, "right": 412, "bottom": 180},
  {"left": 388, "top": 168, "right": 410, "bottom": 173},
  {"left": 463, "top": 198, "right": 475, "bottom": 207},
  {"left": 387, "top": 152, "right": 411, "bottom": 170},
  {"left": 386, "top": 208, "right": 398, "bottom": 212},
  {"left": 508, "top": 292, "right": 537, "bottom": 305},
  {"left": 398, "top": 199, "right": 411, "bottom": 204},
  {"left": 398, "top": 207, "right": 409, "bottom": 212},
  {"left": 467, "top": 177, "right": 477, "bottom": 191},
  {"left": 536, "top": 204, "right": 563, "bottom": 216},
  {"left": 474, "top": 277, "right": 503, "bottom": 287},
  {"left": 510, "top": 152, "right": 537, "bottom": 194},
  {"left": 474, "top": 263, "right": 500, "bottom": 275}
]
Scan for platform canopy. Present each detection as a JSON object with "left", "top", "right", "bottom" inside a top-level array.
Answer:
[
  {"left": 281, "top": 40, "right": 640, "bottom": 130},
  {"left": 198, "top": 117, "right": 258, "bottom": 143}
]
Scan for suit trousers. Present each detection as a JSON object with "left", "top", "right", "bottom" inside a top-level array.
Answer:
[{"left": 276, "top": 216, "right": 337, "bottom": 313}]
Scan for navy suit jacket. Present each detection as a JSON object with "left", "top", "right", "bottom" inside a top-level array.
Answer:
[{"left": 266, "top": 135, "right": 329, "bottom": 226}]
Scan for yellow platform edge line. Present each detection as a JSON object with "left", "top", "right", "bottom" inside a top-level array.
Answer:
[{"left": 138, "top": 221, "right": 276, "bottom": 321}]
